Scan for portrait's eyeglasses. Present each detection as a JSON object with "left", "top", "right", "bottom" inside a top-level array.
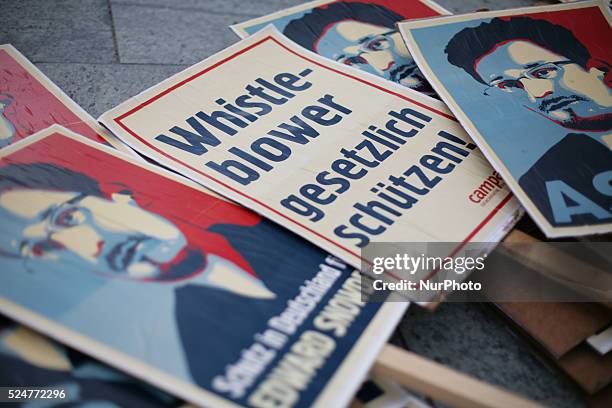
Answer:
[
  {"left": 337, "top": 30, "right": 396, "bottom": 66},
  {"left": 483, "top": 60, "right": 572, "bottom": 96},
  {"left": 46, "top": 193, "right": 88, "bottom": 232},
  {"left": 18, "top": 193, "right": 88, "bottom": 258}
]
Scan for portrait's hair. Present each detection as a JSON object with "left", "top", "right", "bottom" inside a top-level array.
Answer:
[
  {"left": 0, "top": 162, "right": 103, "bottom": 197},
  {"left": 0, "top": 162, "right": 206, "bottom": 280},
  {"left": 0, "top": 93, "right": 14, "bottom": 106},
  {"left": 445, "top": 16, "right": 592, "bottom": 84},
  {"left": 283, "top": 1, "right": 403, "bottom": 51}
]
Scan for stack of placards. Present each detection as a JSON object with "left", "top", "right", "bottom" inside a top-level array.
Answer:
[{"left": 0, "top": 0, "right": 609, "bottom": 407}]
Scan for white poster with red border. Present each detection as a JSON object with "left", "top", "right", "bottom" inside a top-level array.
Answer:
[{"left": 99, "top": 26, "right": 521, "bottom": 270}]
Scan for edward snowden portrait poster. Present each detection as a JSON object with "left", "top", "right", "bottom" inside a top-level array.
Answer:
[
  {"left": 399, "top": 1, "right": 612, "bottom": 237},
  {"left": 0, "top": 126, "right": 406, "bottom": 408}
]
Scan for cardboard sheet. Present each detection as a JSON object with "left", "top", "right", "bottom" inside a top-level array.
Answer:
[{"left": 497, "top": 302, "right": 612, "bottom": 358}]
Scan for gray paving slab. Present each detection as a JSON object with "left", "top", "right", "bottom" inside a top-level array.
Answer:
[
  {"left": 394, "top": 303, "right": 587, "bottom": 408},
  {"left": 107, "top": 0, "right": 309, "bottom": 66},
  {"left": 110, "top": 2, "right": 252, "bottom": 64},
  {"left": 111, "top": 0, "right": 307, "bottom": 16},
  {"left": 0, "top": 0, "right": 117, "bottom": 63},
  {"left": 37, "top": 62, "right": 188, "bottom": 118},
  {"left": 109, "top": 0, "right": 553, "bottom": 65},
  {"left": 435, "top": 0, "right": 548, "bottom": 13}
]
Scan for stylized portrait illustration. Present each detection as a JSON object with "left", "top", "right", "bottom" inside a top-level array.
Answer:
[
  {"left": 0, "top": 130, "right": 383, "bottom": 407},
  {"left": 235, "top": 0, "right": 445, "bottom": 97},
  {"left": 446, "top": 17, "right": 612, "bottom": 134},
  {"left": 445, "top": 15, "right": 612, "bottom": 228},
  {"left": 0, "top": 162, "right": 273, "bottom": 299},
  {"left": 400, "top": 3, "right": 612, "bottom": 235},
  {"left": 285, "top": 2, "right": 435, "bottom": 95},
  {"left": 0, "top": 323, "right": 183, "bottom": 407}
]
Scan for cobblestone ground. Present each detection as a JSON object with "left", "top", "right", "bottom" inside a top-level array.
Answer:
[{"left": 1, "top": 1, "right": 587, "bottom": 406}]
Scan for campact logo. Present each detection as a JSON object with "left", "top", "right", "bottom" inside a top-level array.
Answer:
[{"left": 469, "top": 171, "right": 505, "bottom": 205}]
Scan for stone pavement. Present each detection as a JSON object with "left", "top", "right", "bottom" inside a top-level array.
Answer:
[{"left": 1, "top": 0, "right": 586, "bottom": 406}]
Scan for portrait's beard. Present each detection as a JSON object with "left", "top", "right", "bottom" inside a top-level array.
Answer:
[
  {"left": 103, "top": 245, "right": 205, "bottom": 282},
  {"left": 557, "top": 110, "right": 612, "bottom": 132},
  {"left": 388, "top": 61, "right": 415, "bottom": 82},
  {"left": 538, "top": 95, "right": 588, "bottom": 114},
  {"left": 537, "top": 95, "right": 612, "bottom": 132},
  {"left": 390, "top": 63, "right": 437, "bottom": 97},
  {"left": 106, "top": 235, "right": 150, "bottom": 272},
  {"left": 154, "top": 247, "right": 206, "bottom": 282}
]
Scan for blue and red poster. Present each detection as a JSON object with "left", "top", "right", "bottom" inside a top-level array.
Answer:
[
  {"left": 232, "top": 0, "right": 450, "bottom": 98},
  {"left": 0, "top": 126, "right": 405, "bottom": 407},
  {"left": 399, "top": 1, "right": 612, "bottom": 237}
]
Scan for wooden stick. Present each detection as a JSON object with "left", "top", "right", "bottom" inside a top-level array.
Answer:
[
  {"left": 372, "top": 344, "right": 544, "bottom": 408},
  {"left": 502, "top": 230, "right": 612, "bottom": 304},
  {"left": 371, "top": 229, "right": 605, "bottom": 406},
  {"left": 503, "top": 228, "right": 536, "bottom": 243}
]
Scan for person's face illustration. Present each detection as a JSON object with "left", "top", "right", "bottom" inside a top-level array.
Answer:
[
  {"left": 0, "top": 188, "right": 186, "bottom": 279},
  {"left": 315, "top": 21, "right": 434, "bottom": 95},
  {"left": 475, "top": 40, "right": 612, "bottom": 132}
]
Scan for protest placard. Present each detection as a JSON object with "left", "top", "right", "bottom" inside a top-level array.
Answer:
[
  {"left": 2, "top": 318, "right": 423, "bottom": 408},
  {"left": 398, "top": 1, "right": 612, "bottom": 237},
  {"left": 0, "top": 322, "right": 185, "bottom": 406},
  {"left": 0, "top": 125, "right": 406, "bottom": 408},
  {"left": 231, "top": 0, "right": 450, "bottom": 98},
  {"left": 100, "top": 27, "right": 521, "bottom": 270},
  {"left": 0, "top": 45, "right": 134, "bottom": 155}
]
